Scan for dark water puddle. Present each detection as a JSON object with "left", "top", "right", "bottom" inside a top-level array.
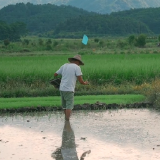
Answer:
[{"left": 0, "top": 109, "right": 160, "bottom": 160}]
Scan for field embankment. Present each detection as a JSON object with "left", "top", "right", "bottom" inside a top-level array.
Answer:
[{"left": 0, "top": 94, "right": 148, "bottom": 113}]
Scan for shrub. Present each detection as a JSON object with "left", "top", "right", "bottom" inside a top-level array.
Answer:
[
  {"left": 46, "top": 44, "right": 52, "bottom": 50},
  {"left": 135, "top": 34, "right": 146, "bottom": 47},
  {"left": 117, "top": 40, "right": 127, "bottom": 48},
  {"left": 128, "top": 35, "right": 136, "bottom": 46},
  {"left": 38, "top": 39, "right": 44, "bottom": 46},
  {"left": 94, "top": 38, "right": 99, "bottom": 43},
  {"left": 4, "top": 39, "right": 10, "bottom": 46},
  {"left": 46, "top": 39, "right": 52, "bottom": 45},
  {"left": 23, "top": 39, "right": 30, "bottom": 45},
  {"left": 158, "top": 35, "right": 160, "bottom": 42},
  {"left": 99, "top": 40, "right": 104, "bottom": 47},
  {"left": 53, "top": 41, "right": 59, "bottom": 47},
  {"left": 144, "top": 79, "right": 160, "bottom": 109}
]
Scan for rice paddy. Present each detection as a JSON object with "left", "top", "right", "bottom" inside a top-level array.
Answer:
[
  {"left": 1, "top": 54, "right": 160, "bottom": 84},
  {"left": 0, "top": 37, "right": 160, "bottom": 107}
]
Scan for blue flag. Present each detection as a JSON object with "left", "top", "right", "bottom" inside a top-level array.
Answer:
[{"left": 82, "top": 34, "right": 88, "bottom": 45}]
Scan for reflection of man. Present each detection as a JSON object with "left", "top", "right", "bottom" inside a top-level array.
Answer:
[{"left": 51, "top": 121, "right": 91, "bottom": 160}]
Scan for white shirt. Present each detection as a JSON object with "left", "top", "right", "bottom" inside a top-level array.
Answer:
[{"left": 56, "top": 63, "right": 82, "bottom": 92}]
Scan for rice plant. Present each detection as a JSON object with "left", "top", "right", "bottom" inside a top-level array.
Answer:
[{"left": 1, "top": 54, "right": 160, "bottom": 97}]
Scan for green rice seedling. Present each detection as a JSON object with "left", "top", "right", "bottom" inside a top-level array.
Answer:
[
  {"left": 1, "top": 54, "right": 160, "bottom": 97},
  {"left": 0, "top": 94, "right": 145, "bottom": 110}
]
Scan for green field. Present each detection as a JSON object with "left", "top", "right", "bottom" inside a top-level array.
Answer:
[
  {"left": 0, "top": 36, "right": 160, "bottom": 109},
  {"left": 1, "top": 54, "right": 160, "bottom": 83},
  {"left": 0, "top": 94, "right": 145, "bottom": 109},
  {"left": 0, "top": 54, "right": 160, "bottom": 83},
  {"left": 0, "top": 53, "right": 160, "bottom": 98}
]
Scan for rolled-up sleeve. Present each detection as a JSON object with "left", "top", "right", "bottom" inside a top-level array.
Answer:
[
  {"left": 56, "top": 66, "right": 63, "bottom": 75},
  {"left": 75, "top": 66, "right": 82, "bottom": 76}
]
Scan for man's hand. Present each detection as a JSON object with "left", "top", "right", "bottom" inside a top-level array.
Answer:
[
  {"left": 54, "top": 73, "right": 58, "bottom": 77},
  {"left": 77, "top": 76, "right": 89, "bottom": 85},
  {"left": 83, "top": 81, "right": 89, "bottom": 85}
]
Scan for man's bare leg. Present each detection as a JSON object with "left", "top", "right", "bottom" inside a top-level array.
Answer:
[{"left": 65, "top": 109, "right": 72, "bottom": 121}]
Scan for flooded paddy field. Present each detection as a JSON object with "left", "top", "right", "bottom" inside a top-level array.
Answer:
[{"left": 0, "top": 109, "right": 160, "bottom": 160}]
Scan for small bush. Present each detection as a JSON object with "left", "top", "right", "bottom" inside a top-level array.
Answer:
[
  {"left": 20, "top": 48, "right": 31, "bottom": 52},
  {"left": 117, "top": 40, "right": 127, "bottom": 48},
  {"left": 46, "top": 44, "right": 52, "bottom": 50},
  {"left": 46, "top": 39, "right": 52, "bottom": 45},
  {"left": 128, "top": 35, "right": 136, "bottom": 46},
  {"left": 4, "top": 39, "right": 10, "bottom": 46},
  {"left": 22, "top": 39, "right": 30, "bottom": 45},
  {"left": 94, "top": 38, "right": 99, "bottom": 43},
  {"left": 39, "top": 39, "right": 44, "bottom": 46},
  {"left": 144, "top": 79, "right": 160, "bottom": 109},
  {"left": 135, "top": 34, "right": 147, "bottom": 47},
  {"left": 53, "top": 41, "right": 59, "bottom": 47},
  {"left": 158, "top": 35, "right": 160, "bottom": 42},
  {"left": 99, "top": 40, "right": 104, "bottom": 47}
]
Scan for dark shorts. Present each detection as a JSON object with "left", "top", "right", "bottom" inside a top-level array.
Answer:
[{"left": 60, "top": 91, "right": 74, "bottom": 110}]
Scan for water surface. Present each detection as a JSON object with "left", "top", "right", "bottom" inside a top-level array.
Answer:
[{"left": 0, "top": 109, "right": 160, "bottom": 160}]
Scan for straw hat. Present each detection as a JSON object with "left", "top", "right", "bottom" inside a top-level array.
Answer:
[{"left": 68, "top": 55, "right": 84, "bottom": 65}]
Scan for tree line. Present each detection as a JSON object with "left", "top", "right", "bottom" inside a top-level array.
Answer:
[{"left": 0, "top": 21, "right": 27, "bottom": 41}]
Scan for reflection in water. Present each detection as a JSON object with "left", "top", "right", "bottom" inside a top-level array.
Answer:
[
  {"left": 51, "top": 121, "right": 91, "bottom": 160},
  {"left": 1, "top": 109, "right": 160, "bottom": 160}
]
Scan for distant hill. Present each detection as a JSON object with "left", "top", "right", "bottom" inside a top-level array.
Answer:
[
  {"left": 0, "top": 3, "right": 95, "bottom": 34},
  {"left": 111, "top": 7, "right": 160, "bottom": 34},
  {"left": 67, "top": 0, "right": 160, "bottom": 14},
  {"left": 1, "top": 0, "right": 160, "bottom": 14},
  {"left": 0, "top": 3, "right": 160, "bottom": 37},
  {"left": 53, "top": 15, "right": 151, "bottom": 38}
]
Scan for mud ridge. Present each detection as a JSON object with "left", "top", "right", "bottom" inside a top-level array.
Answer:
[{"left": 0, "top": 102, "right": 154, "bottom": 114}]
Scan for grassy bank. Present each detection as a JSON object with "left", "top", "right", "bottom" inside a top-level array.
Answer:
[{"left": 0, "top": 94, "right": 145, "bottom": 109}]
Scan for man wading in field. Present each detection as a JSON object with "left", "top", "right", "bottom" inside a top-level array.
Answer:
[{"left": 54, "top": 55, "right": 89, "bottom": 121}]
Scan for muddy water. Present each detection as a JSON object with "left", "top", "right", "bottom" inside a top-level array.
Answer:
[{"left": 0, "top": 109, "right": 160, "bottom": 160}]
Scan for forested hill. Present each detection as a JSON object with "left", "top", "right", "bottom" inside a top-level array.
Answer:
[
  {"left": 53, "top": 6, "right": 160, "bottom": 37},
  {"left": 0, "top": 3, "right": 160, "bottom": 38},
  {"left": 111, "top": 7, "right": 160, "bottom": 34},
  {"left": 0, "top": 3, "right": 95, "bottom": 34},
  {"left": 54, "top": 15, "right": 151, "bottom": 38}
]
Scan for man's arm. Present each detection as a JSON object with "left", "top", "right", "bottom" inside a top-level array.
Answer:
[{"left": 77, "top": 75, "right": 89, "bottom": 85}]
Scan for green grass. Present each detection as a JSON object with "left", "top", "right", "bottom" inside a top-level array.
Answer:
[
  {"left": 1, "top": 53, "right": 160, "bottom": 97},
  {"left": 0, "top": 94, "right": 145, "bottom": 109},
  {"left": 0, "top": 54, "right": 160, "bottom": 84},
  {"left": 0, "top": 54, "right": 160, "bottom": 83}
]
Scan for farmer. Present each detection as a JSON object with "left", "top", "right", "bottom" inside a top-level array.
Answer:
[
  {"left": 51, "top": 120, "right": 91, "bottom": 160},
  {"left": 54, "top": 55, "right": 89, "bottom": 121}
]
